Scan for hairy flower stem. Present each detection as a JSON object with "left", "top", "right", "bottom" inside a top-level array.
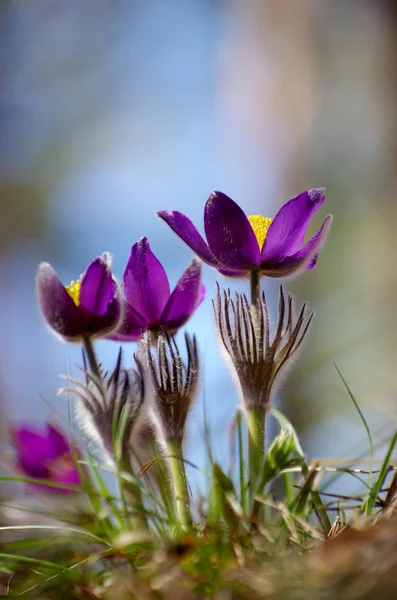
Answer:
[
  {"left": 250, "top": 269, "right": 260, "bottom": 326},
  {"left": 167, "top": 439, "right": 192, "bottom": 529},
  {"left": 248, "top": 271, "right": 265, "bottom": 508},
  {"left": 82, "top": 336, "right": 103, "bottom": 384},
  {"left": 247, "top": 408, "right": 265, "bottom": 508},
  {"left": 237, "top": 410, "right": 247, "bottom": 515}
]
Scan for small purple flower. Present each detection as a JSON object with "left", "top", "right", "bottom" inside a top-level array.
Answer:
[
  {"left": 110, "top": 237, "right": 205, "bottom": 341},
  {"left": 10, "top": 423, "right": 81, "bottom": 493},
  {"left": 157, "top": 189, "right": 332, "bottom": 278},
  {"left": 37, "top": 253, "right": 122, "bottom": 341}
]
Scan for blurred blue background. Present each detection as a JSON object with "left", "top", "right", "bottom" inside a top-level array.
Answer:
[{"left": 1, "top": 0, "right": 397, "bottom": 496}]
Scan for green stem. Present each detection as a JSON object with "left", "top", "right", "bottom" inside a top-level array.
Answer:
[
  {"left": 167, "top": 439, "right": 192, "bottom": 529},
  {"left": 248, "top": 269, "right": 264, "bottom": 511},
  {"left": 82, "top": 335, "right": 102, "bottom": 383},
  {"left": 247, "top": 408, "right": 265, "bottom": 508},
  {"left": 236, "top": 410, "right": 247, "bottom": 515}
]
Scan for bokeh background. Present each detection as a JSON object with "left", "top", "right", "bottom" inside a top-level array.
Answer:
[{"left": 1, "top": 0, "right": 397, "bottom": 495}]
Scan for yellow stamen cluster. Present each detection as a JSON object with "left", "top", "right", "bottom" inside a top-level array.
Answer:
[
  {"left": 247, "top": 215, "right": 273, "bottom": 250},
  {"left": 66, "top": 279, "right": 81, "bottom": 306}
]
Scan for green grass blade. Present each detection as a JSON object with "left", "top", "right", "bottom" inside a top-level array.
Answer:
[
  {"left": 361, "top": 430, "right": 397, "bottom": 515},
  {"left": 333, "top": 362, "right": 374, "bottom": 503},
  {"left": 236, "top": 410, "right": 247, "bottom": 515},
  {"left": 0, "top": 553, "right": 70, "bottom": 572},
  {"left": 0, "top": 525, "right": 111, "bottom": 546}
]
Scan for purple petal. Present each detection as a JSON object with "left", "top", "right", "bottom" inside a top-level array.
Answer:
[
  {"left": 204, "top": 191, "right": 260, "bottom": 269},
  {"left": 197, "top": 284, "right": 206, "bottom": 305},
  {"left": 47, "top": 425, "right": 70, "bottom": 457},
  {"left": 261, "top": 215, "right": 333, "bottom": 278},
  {"left": 36, "top": 263, "right": 87, "bottom": 339},
  {"left": 17, "top": 456, "right": 49, "bottom": 478},
  {"left": 157, "top": 209, "right": 221, "bottom": 267},
  {"left": 123, "top": 238, "right": 170, "bottom": 323},
  {"left": 217, "top": 266, "right": 250, "bottom": 278},
  {"left": 160, "top": 258, "right": 204, "bottom": 330},
  {"left": 11, "top": 426, "right": 53, "bottom": 461},
  {"left": 79, "top": 254, "right": 116, "bottom": 317},
  {"left": 306, "top": 255, "right": 318, "bottom": 270},
  {"left": 108, "top": 302, "right": 147, "bottom": 341},
  {"left": 262, "top": 188, "right": 326, "bottom": 261},
  {"left": 88, "top": 292, "right": 123, "bottom": 338}
]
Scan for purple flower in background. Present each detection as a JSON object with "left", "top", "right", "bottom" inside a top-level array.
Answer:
[
  {"left": 158, "top": 189, "right": 332, "bottom": 278},
  {"left": 37, "top": 253, "right": 122, "bottom": 341},
  {"left": 10, "top": 424, "right": 81, "bottom": 493},
  {"left": 110, "top": 237, "right": 205, "bottom": 341}
]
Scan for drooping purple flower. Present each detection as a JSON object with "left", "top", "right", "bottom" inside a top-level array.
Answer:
[
  {"left": 37, "top": 253, "right": 122, "bottom": 341},
  {"left": 10, "top": 423, "right": 81, "bottom": 493},
  {"left": 110, "top": 237, "right": 205, "bottom": 342},
  {"left": 157, "top": 189, "right": 332, "bottom": 278}
]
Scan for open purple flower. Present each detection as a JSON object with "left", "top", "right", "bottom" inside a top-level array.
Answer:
[
  {"left": 157, "top": 189, "right": 332, "bottom": 278},
  {"left": 37, "top": 253, "right": 122, "bottom": 341},
  {"left": 110, "top": 237, "right": 205, "bottom": 341},
  {"left": 10, "top": 423, "right": 81, "bottom": 493}
]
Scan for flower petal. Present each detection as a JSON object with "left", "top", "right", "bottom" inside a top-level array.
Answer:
[
  {"left": 217, "top": 266, "right": 250, "bottom": 278},
  {"left": 261, "top": 188, "right": 326, "bottom": 261},
  {"left": 108, "top": 302, "right": 147, "bottom": 341},
  {"left": 37, "top": 263, "right": 87, "bottom": 339},
  {"left": 90, "top": 292, "right": 123, "bottom": 338},
  {"left": 160, "top": 258, "right": 204, "bottom": 330},
  {"left": 47, "top": 425, "right": 70, "bottom": 457},
  {"left": 261, "top": 215, "right": 333, "bottom": 278},
  {"left": 204, "top": 191, "right": 260, "bottom": 269},
  {"left": 18, "top": 456, "right": 49, "bottom": 478},
  {"left": 11, "top": 426, "right": 53, "bottom": 461},
  {"left": 124, "top": 237, "right": 170, "bottom": 323},
  {"left": 79, "top": 253, "right": 116, "bottom": 317},
  {"left": 157, "top": 209, "right": 221, "bottom": 266},
  {"left": 123, "top": 238, "right": 170, "bottom": 323}
]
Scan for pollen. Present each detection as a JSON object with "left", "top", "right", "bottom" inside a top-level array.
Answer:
[
  {"left": 247, "top": 215, "right": 273, "bottom": 250},
  {"left": 66, "top": 279, "right": 81, "bottom": 306}
]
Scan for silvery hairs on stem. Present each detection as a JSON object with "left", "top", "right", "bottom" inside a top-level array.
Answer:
[
  {"left": 144, "top": 330, "right": 200, "bottom": 445},
  {"left": 213, "top": 284, "right": 313, "bottom": 412},
  {"left": 60, "top": 348, "right": 145, "bottom": 463}
]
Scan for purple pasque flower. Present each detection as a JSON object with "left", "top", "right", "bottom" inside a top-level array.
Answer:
[
  {"left": 37, "top": 252, "right": 122, "bottom": 341},
  {"left": 157, "top": 189, "right": 332, "bottom": 278},
  {"left": 10, "top": 423, "right": 81, "bottom": 493},
  {"left": 110, "top": 237, "right": 205, "bottom": 342}
]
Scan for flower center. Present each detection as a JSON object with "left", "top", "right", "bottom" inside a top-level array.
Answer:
[
  {"left": 247, "top": 215, "right": 273, "bottom": 250},
  {"left": 47, "top": 453, "right": 75, "bottom": 475},
  {"left": 66, "top": 280, "right": 81, "bottom": 306}
]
